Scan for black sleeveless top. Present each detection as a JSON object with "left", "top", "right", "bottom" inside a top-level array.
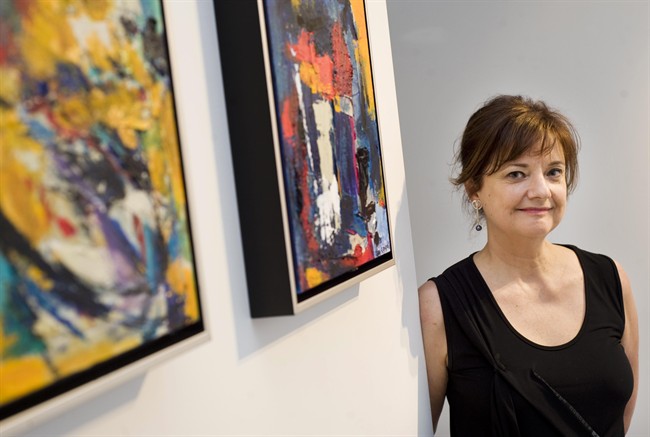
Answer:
[{"left": 431, "top": 245, "right": 633, "bottom": 437}]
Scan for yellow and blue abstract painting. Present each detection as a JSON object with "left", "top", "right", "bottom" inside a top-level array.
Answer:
[{"left": 0, "top": 0, "right": 202, "bottom": 419}]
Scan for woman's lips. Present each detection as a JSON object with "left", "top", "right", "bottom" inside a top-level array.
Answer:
[{"left": 518, "top": 207, "right": 552, "bottom": 214}]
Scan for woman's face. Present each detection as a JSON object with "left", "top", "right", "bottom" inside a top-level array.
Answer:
[{"left": 472, "top": 142, "right": 567, "bottom": 241}]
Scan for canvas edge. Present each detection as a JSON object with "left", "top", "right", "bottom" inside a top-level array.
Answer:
[{"left": 256, "top": 0, "right": 301, "bottom": 315}]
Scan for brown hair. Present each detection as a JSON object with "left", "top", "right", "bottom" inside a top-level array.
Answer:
[{"left": 452, "top": 95, "right": 580, "bottom": 197}]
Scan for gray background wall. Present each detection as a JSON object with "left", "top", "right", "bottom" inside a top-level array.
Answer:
[{"left": 387, "top": 1, "right": 649, "bottom": 435}]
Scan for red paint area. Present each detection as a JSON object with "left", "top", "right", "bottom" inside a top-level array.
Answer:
[
  {"left": 281, "top": 94, "right": 321, "bottom": 289},
  {"left": 56, "top": 217, "right": 76, "bottom": 237},
  {"left": 280, "top": 98, "right": 296, "bottom": 140},
  {"left": 298, "top": 157, "right": 319, "bottom": 254},
  {"left": 341, "top": 231, "right": 375, "bottom": 268},
  {"left": 331, "top": 22, "right": 353, "bottom": 96},
  {"left": 133, "top": 215, "right": 145, "bottom": 263}
]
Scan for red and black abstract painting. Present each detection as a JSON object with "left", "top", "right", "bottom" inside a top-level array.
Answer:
[{"left": 264, "top": 0, "right": 391, "bottom": 300}]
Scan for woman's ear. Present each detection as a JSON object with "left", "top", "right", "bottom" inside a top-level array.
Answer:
[{"left": 464, "top": 180, "right": 479, "bottom": 201}]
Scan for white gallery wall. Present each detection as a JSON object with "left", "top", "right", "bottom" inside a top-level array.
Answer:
[
  {"left": 11, "top": 1, "right": 432, "bottom": 436},
  {"left": 387, "top": 1, "right": 649, "bottom": 436}
]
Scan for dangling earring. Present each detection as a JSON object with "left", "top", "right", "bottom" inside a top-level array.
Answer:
[{"left": 471, "top": 199, "right": 483, "bottom": 231}]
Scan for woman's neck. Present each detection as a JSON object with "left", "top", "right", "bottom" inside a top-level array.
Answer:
[{"left": 476, "top": 237, "right": 557, "bottom": 277}]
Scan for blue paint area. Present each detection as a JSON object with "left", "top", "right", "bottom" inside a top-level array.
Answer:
[
  {"left": 24, "top": 278, "right": 85, "bottom": 339},
  {"left": 144, "top": 224, "right": 163, "bottom": 294},
  {"left": 1, "top": 252, "right": 82, "bottom": 358},
  {"left": 0, "top": 253, "right": 11, "bottom": 309},
  {"left": 164, "top": 283, "right": 186, "bottom": 330},
  {"left": 140, "top": 0, "right": 162, "bottom": 31},
  {"left": 56, "top": 62, "right": 90, "bottom": 94},
  {"left": 374, "top": 204, "right": 391, "bottom": 255},
  {"left": 333, "top": 110, "right": 357, "bottom": 198},
  {"left": 20, "top": 76, "right": 49, "bottom": 101},
  {"left": 167, "top": 218, "right": 181, "bottom": 261},
  {"left": 22, "top": 114, "right": 57, "bottom": 143},
  {"left": 1, "top": 263, "right": 47, "bottom": 357}
]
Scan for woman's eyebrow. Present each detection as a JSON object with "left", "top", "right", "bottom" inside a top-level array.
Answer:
[{"left": 502, "top": 160, "right": 565, "bottom": 169}]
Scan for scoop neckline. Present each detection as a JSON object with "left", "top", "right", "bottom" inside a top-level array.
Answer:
[{"left": 468, "top": 244, "right": 588, "bottom": 351}]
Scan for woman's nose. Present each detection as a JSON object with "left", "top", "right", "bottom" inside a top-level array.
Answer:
[{"left": 527, "top": 172, "right": 551, "bottom": 199}]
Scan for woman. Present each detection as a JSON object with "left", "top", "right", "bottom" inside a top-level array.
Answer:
[{"left": 419, "top": 95, "right": 639, "bottom": 436}]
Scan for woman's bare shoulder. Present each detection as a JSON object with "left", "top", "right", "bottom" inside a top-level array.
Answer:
[{"left": 418, "top": 279, "right": 444, "bottom": 326}]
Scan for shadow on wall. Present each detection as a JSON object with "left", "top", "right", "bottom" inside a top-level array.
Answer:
[
  {"left": 395, "top": 186, "right": 434, "bottom": 436},
  {"left": 17, "top": 377, "right": 145, "bottom": 437}
]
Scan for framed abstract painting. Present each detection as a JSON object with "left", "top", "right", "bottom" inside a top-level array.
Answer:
[
  {"left": 0, "top": 0, "right": 205, "bottom": 431},
  {"left": 215, "top": 0, "right": 394, "bottom": 317}
]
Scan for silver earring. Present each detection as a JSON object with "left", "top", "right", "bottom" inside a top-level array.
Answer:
[{"left": 471, "top": 199, "right": 483, "bottom": 231}]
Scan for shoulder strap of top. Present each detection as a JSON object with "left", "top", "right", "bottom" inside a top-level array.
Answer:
[{"left": 565, "top": 244, "right": 625, "bottom": 325}]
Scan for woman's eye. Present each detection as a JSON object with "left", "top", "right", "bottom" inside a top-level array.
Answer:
[
  {"left": 548, "top": 168, "right": 564, "bottom": 177},
  {"left": 507, "top": 171, "right": 525, "bottom": 179}
]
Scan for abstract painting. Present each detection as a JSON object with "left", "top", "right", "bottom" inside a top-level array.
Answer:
[
  {"left": 264, "top": 0, "right": 392, "bottom": 301},
  {"left": 0, "top": 0, "right": 203, "bottom": 422}
]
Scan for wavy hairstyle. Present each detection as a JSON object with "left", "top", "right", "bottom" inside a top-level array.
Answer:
[{"left": 452, "top": 95, "right": 581, "bottom": 199}]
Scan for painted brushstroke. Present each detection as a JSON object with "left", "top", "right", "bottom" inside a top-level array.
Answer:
[
  {"left": 0, "top": 0, "right": 200, "bottom": 408},
  {"left": 264, "top": 0, "right": 391, "bottom": 295}
]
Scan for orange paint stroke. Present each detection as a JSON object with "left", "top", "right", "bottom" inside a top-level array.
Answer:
[{"left": 288, "top": 30, "right": 335, "bottom": 100}]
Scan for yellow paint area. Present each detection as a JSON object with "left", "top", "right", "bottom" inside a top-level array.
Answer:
[
  {"left": 350, "top": 0, "right": 376, "bottom": 118},
  {"left": 26, "top": 266, "right": 54, "bottom": 291},
  {"left": 298, "top": 59, "right": 334, "bottom": 99},
  {"left": 0, "top": 322, "right": 17, "bottom": 357},
  {"left": 0, "top": 67, "right": 21, "bottom": 105},
  {"left": 86, "top": 32, "right": 113, "bottom": 72},
  {"left": 144, "top": 90, "right": 184, "bottom": 209},
  {"left": 166, "top": 259, "right": 200, "bottom": 321},
  {"left": 52, "top": 93, "right": 95, "bottom": 134},
  {"left": 52, "top": 336, "right": 141, "bottom": 377},
  {"left": 80, "top": 0, "right": 113, "bottom": 21},
  {"left": 305, "top": 267, "right": 328, "bottom": 289},
  {"left": 120, "top": 39, "right": 154, "bottom": 89},
  {"left": 89, "top": 84, "right": 151, "bottom": 150},
  {"left": 378, "top": 179, "right": 386, "bottom": 207},
  {"left": 159, "top": 92, "right": 187, "bottom": 211},
  {"left": 146, "top": 144, "right": 167, "bottom": 197},
  {"left": 0, "top": 108, "right": 50, "bottom": 246},
  {"left": 0, "top": 320, "right": 52, "bottom": 406},
  {"left": 17, "top": 0, "right": 82, "bottom": 79},
  {"left": 0, "top": 355, "right": 55, "bottom": 405}
]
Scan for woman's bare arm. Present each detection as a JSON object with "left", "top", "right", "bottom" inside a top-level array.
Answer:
[
  {"left": 615, "top": 261, "right": 639, "bottom": 434},
  {"left": 419, "top": 280, "right": 449, "bottom": 432}
]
